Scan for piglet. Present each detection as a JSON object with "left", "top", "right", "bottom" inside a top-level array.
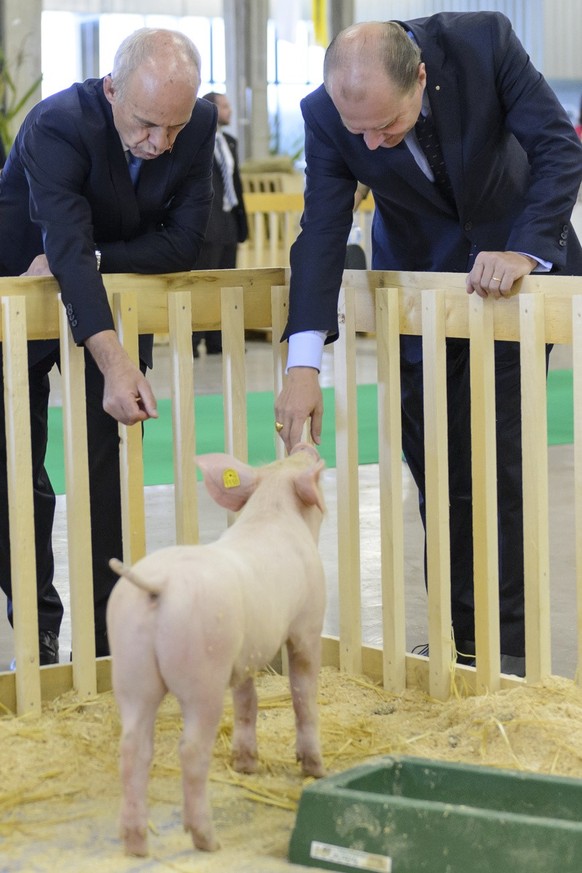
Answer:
[{"left": 106, "top": 443, "right": 327, "bottom": 856}]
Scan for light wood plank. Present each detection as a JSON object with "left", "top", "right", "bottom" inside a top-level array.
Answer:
[
  {"left": 270, "top": 285, "right": 289, "bottom": 462},
  {"left": 469, "top": 295, "right": 501, "bottom": 691},
  {"left": 376, "top": 287, "right": 406, "bottom": 692},
  {"left": 1, "top": 296, "right": 41, "bottom": 715},
  {"left": 572, "top": 296, "right": 582, "bottom": 685},
  {"left": 58, "top": 302, "right": 97, "bottom": 697},
  {"left": 221, "top": 286, "right": 247, "bottom": 465},
  {"left": 334, "top": 286, "right": 362, "bottom": 674},
  {"left": 168, "top": 291, "right": 199, "bottom": 545},
  {"left": 422, "top": 289, "right": 453, "bottom": 701},
  {"left": 221, "top": 286, "right": 247, "bottom": 529},
  {"left": 519, "top": 293, "right": 551, "bottom": 681},
  {"left": 112, "top": 291, "right": 146, "bottom": 563}
]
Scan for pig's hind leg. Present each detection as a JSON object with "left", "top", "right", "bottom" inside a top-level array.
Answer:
[
  {"left": 116, "top": 671, "right": 166, "bottom": 856},
  {"left": 231, "top": 676, "right": 259, "bottom": 773},
  {"left": 176, "top": 688, "right": 226, "bottom": 852},
  {"left": 286, "top": 636, "right": 325, "bottom": 778}
]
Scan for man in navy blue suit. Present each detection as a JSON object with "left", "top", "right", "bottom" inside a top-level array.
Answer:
[
  {"left": 275, "top": 14, "right": 582, "bottom": 676},
  {"left": 0, "top": 28, "right": 217, "bottom": 661}
]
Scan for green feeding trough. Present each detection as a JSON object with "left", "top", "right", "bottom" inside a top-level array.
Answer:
[{"left": 288, "top": 755, "right": 582, "bottom": 872}]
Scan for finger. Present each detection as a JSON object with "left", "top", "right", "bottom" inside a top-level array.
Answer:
[
  {"left": 288, "top": 416, "right": 307, "bottom": 452},
  {"left": 487, "top": 274, "right": 504, "bottom": 298},
  {"left": 310, "top": 408, "right": 323, "bottom": 446},
  {"left": 137, "top": 387, "right": 158, "bottom": 419},
  {"left": 466, "top": 261, "right": 486, "bottom": 296}
]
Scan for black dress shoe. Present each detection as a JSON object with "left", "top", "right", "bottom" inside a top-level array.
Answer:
[{"left": 39, "top": 630, "right": 59, "bottom": 665}]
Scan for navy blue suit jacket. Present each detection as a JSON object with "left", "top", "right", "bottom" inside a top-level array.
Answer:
[
  {"left": 283, "top": 12, "right": 582, "bottom": 346},
  {"left": 0, "top": 79, "right": 217, "bottom": 366}
]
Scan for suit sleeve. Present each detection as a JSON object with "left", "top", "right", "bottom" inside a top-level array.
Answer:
[
  {"left": 486, "top": 13, "right": 582, "bottom": 264},
  {"left": 20, "top": 114, "right": 117, "bottom": 342},
  {"left": 19, "top": 102, "right": 216, "bottom": 346},
  {"left": 282, "top": 94, "right": 358, "bottom": 342}
]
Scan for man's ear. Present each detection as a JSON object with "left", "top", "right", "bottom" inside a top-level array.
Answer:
[{"left": 103, "top": 75, "right": 115, "bottom": 106}]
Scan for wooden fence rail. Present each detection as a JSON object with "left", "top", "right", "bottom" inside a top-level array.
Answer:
[{"left": 0, "top": 268, "right": 580, "bottom": 715}]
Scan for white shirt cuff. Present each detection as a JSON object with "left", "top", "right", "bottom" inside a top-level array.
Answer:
[
  {"left": 518, "top": 252, "right": 552, "bottom": 272},
  {"left": 286, "top": 330, "right": 326, "bottom": 372}
]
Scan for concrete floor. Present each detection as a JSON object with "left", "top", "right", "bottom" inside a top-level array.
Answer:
[{"left": 0, "top": 332, "right": 578, "bottom": 678}]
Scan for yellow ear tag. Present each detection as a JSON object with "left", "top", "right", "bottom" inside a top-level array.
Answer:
[{"left": 223, "top": 468, "right": 241, "bottom": 489}]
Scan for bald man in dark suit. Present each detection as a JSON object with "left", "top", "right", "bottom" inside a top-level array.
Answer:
[
  {"left": 276, "top": 13, "right": 582, "bottom": 676},
  {"left": 0, "top": 28, "right": 217, "bottom": 661}
]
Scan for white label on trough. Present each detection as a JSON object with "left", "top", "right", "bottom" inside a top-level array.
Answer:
[{"left": 310, "top": 840, "right": 392, "bottom": 872}]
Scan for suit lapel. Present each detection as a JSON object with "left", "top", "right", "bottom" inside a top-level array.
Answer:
[{"left": 408, "top": 20, "right": 464, "bottom": 210}]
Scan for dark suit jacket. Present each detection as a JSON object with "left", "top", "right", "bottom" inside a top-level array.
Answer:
[
  {"left": 283, "top": 11, "right": 582, "bottom": 344},
  {"left": 203, "top": 131, "right": 248, "bottom": 246},
  {"left": 0, "top": 79, "right": 217, "bottom": 366}
]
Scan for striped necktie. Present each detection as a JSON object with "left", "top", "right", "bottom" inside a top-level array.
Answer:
[
  {"left": 215, "top": 134, "right": 238, "bottom": 210},
  {"left": 414, "top": 112, "right": 455, "bottom": 205}
]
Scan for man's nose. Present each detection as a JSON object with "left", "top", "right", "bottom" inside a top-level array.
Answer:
[
  {"left": 363, "top": 130, "right": 384, "bottom": 150},
  {"left": 148, "top": 127, "right": 171, "bottom": 153}
]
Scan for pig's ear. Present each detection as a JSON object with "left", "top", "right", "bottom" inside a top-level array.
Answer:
[
  {"left": 195, "top": 454, "right": 259, "bottom": 511},
  {"left": 294, "top": 459, "right": 326, "bottom": 512}
]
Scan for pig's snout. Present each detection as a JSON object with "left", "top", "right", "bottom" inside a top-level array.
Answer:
[{"left": 109, "top": 557, "right": 162, "bottom": 597}]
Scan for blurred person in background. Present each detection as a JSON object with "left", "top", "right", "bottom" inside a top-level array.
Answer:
[{"left": 192, "top": 91, "right": 248, "bottom": 356}]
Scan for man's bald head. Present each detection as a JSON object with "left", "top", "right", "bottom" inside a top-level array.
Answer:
[
  {"left": 324, "top": 21, "right": 421, "bottom": 102},
  {"left": 111, "top": 28, "right": 202, "bottom": 103}
]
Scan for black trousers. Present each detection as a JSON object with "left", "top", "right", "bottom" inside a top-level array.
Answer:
[
  {"left": 0, "top": 347, "right": 140, "bottom": 644},
  {"left": 400, "top": 338, "right": 550, "bottom": 658}
]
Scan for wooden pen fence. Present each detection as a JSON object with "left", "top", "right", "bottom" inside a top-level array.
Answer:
[
  {"left": 1, "top": 267, "right": 581, "bottom": 716},
  {"left": 238, "top": 191, "right": 375, "bottom": 268}
]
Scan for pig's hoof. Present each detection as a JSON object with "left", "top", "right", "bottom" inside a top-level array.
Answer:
[
  {"left": 232, "top": 749, "right": 259, "bottom": 774},
  {"left": 123, "top": 829, "right": 149, "bottom": 857},
  {"left": 299, "top": 753, "right": 325, "bottom": 778},
  {"left": 189, "top": 828, "right": 221, "bottom": 852}
]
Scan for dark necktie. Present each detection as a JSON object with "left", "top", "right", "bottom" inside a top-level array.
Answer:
[
  {"left": 414, "top": 112, "right": 455, "bottom": 205},
  {"left": 127, "top": 152, "right": 143, "bottom": 188}
]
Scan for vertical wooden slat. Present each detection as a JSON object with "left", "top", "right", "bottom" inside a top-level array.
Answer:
[
  {"left": 271, "top": 285, "right": 289, "bottom": 461},
  {"left": 282, "top": 212, "right": 293, "bottom": 265},
  {"left": 237, "top": 241, "right": 249, "bottom": 269},
  {"left": 1, "top": 296, "right": 41, "bottom": 715},
  {"left": 168, "top": 291, "right": 198, "bottom": 545},
  {"left": 253, "top": 213, "right": 265, "bottom": 268},
  {"left": 58, "top": 301, "right": 97, "bottom": 695},
  {"left": 520, "top": 293, "right": 551, "bottom": 681},
  {"left": 112, "top": 291, "right": 146, "bottom": 564},
  {"left": 573, "top": 296, "right": 582, "bottom": 686},
  {"left": 334, "top": 285, "right": 362, "bottom": 674},
  {"left": 376, "top": 287, "right": 406, "bottom": 692},
  {"left": 469, "top": 295, "right": 501, "bottom": 692},
  {"left": 268, "top": 212, "right": 278, "bottom": 266},
  {"left": 221, "top": 286, "right": 247, "bottom": 462},
  {"left": 422, "top": 289, "right": 452, "bottom": 701}
]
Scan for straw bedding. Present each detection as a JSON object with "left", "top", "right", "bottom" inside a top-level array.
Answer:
[{"left": 1, "top": 667, "right": 582, "bottom": 871}]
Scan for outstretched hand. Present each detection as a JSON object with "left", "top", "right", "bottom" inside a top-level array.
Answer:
[{"left": 275, "top": 367, "right": 323, "bottom": 454}]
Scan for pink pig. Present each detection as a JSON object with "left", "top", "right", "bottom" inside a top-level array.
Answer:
[{"left": 106, "top": 443, "right": 327, "bottom": 855}]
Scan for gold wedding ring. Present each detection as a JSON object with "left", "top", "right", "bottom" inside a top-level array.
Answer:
[
  {"left": 491, "top": 276, "right": 501, "bottom": 282},
  {"left": 275, "top": 421, "right": 284, "bottom": 433}
]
